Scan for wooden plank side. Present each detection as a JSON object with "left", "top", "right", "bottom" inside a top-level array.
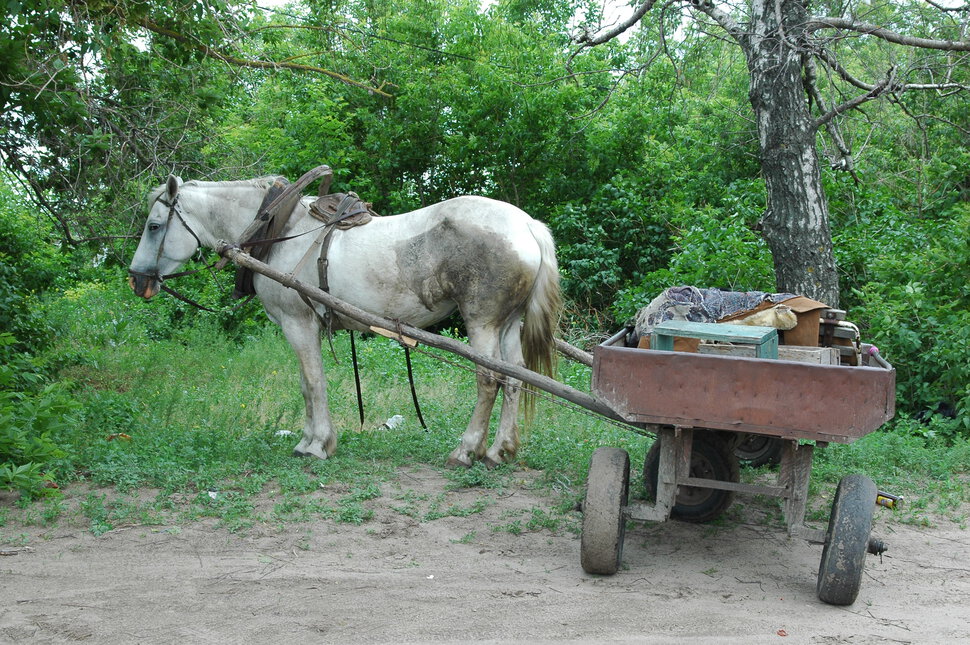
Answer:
[
  {"left": 591, "top": 344, "right": 895, "bottom": 443},
  {"left": 699, "top": 343, "right": 840, "bottom": 364}
]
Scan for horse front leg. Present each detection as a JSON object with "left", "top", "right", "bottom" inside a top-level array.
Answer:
[{"left": 279, "top": 317, "right": 337, "bottom": 460}]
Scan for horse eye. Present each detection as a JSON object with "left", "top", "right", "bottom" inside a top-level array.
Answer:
[{"left": 148, "top": 223, "right": 161, "bottom": 232}]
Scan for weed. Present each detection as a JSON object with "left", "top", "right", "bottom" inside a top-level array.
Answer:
[
  {"left": 272, "top": 494, "right": 331, "bottom": 523},
  {"left": 41, "top": 498, "right": 65, "bottom": 525},
  {"left": 443, "top": 463, "right": 510, "bottom": 491},
  {"left": 0, "top": 532, "right": 29, "bottom": 547},
  {"left": 452, "top": 531, "right": 477, "bottom": 544},
  {"left": 424, "top": 496, "right": 490, "bottom": 521},
  {"left": 525, "top": 506, "right": 561, "bottom": 533},
  {"left": 492, "top": 519, "right": 523, "bottom": 535},
  {"left": 79, "top": 492, "right": 112, "bottom": 536},
  {"left": 336, "top": 501, "right": 373, "bottom": 524}
]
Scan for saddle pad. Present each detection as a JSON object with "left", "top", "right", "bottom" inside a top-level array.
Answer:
[{"left": 309, "top": 193, "right": 377, "bottom": 229}]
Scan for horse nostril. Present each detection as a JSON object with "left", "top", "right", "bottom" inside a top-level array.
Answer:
[{"left": 128, "top": 272, "right": 159, "bottom": 299}]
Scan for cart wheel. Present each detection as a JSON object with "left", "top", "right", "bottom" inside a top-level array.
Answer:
[
  {"left": 643, "top": 432, "right": 740, "bottom": 523},
  {"left": 735, "top": 434, "right": 783, "bottom": 468},
  {"left": 817, "top": 474, "right": 877, "bottom": 606},
  {"left": 581, "top": 447, "right": 630, "bottom": 575}
]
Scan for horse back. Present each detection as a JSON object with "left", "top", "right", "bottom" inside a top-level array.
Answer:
[{"left": 323, "top": 196, "right": 548, "bottom": 327}]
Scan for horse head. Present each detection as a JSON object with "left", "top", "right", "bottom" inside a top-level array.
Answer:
[{"left": 128, "top": 175, "right": 203, "bottom": 299}]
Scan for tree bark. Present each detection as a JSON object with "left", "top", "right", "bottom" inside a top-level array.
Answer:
[{"left": 743, "top": 0, "right": 840, "bottom": 306}]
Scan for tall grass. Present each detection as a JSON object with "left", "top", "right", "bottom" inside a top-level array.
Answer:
[{"left": 3, "top": 274, "right": 968, "bottom": 537}]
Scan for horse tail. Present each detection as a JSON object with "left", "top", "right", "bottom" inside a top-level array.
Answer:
[{"left": 521, "top": 218, "right": 562, "bottom": 421}]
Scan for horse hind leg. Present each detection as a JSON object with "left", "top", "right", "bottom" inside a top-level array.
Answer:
[
  {"left": 446, "top": 327, "right": 501, "bottom": 469},
  {"left": 483, "top": 320, "right": 525, "bottom": 468}
]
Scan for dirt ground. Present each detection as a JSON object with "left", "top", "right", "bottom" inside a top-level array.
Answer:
[{"left": 2, "top": 466, "right": 968, "bottom": 644}]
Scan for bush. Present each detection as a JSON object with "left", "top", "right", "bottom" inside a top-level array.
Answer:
[
  {"left": 550, "top": 174, "right": 671, "bottom": 314},
  {"left": 0, "top": 180, "right": 72, "bottom": 352},
  {"left": 847, "top": 203, "right": 970, "bottom": 432},
  {"left": 612, "top": 183, "right": 775, "bottom": 323},
  {"left": 0, "top": 335, "right": 78, "bottom": 498}
]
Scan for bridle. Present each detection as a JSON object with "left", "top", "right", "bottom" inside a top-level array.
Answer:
[
  {"left": 153, "top": 192, "right": 206, "bottom": 276},
  {"left": 129, "top": 168, "right": 333, "bottom": 312},
  {"left": 129, "top": 190, "right": 238, "bottom": 311}
]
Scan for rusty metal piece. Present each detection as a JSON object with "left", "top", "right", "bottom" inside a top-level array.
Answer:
[{"left": 592, "top": 336, "right": 895, "bottom": 444}]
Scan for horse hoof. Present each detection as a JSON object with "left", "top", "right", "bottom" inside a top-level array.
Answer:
[
  {"left": 293, "top": 446, "right": 330, "bottom": 460},
  {"left": 446, "top": 456, "right": 473, "bottom": 469},
  {"left": 482, "top": 456, "right": 504, "bottom": 470}
]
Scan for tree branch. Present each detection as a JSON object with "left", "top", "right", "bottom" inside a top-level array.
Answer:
[
  {"left": 813, "top": 48, "right": 878, "bottom": 91},
  {"left": 0, "top": 150, "right": 80, "bottom": 246},
  {"left": 573, "top": 0, "right": 661, "bottom": 47},
  {"left": 922, "top": 0, "right": 969, "bottom": 12},
  {"left": 687, "top": 0, "right": 747, "bottom": 43},
  {"left": 803, "top": 55, "right": 858, "bottom": 178},
  {"left": 807, "top": 17, "right": 970, "bottom": 51},
  {"left": 813, "top": 68, "right": 897, "bottom": 129},
  {"left": 137, "top": 19, "right": 393, "bottom": 97}
]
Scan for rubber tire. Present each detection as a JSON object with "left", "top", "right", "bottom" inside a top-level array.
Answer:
[
  {"left": 581, "top": 447, "right": 630, "bottom": 575},
  {"left": 735, "top": 434, "right": 783, "bottom": 468},
  {"left": 817, "top": 474, "right": 877, "bottom": 606},
  {"left": 643, "top": 432, "right": 740, "bottom": 524}
]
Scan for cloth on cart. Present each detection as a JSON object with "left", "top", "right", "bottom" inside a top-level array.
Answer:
[{"left": 633, "top": 286, "right": 801, "bottom": 340}]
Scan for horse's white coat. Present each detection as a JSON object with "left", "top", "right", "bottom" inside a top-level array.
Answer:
[{"left": 129, "top": 177, "right": 561, "bottom": 467}]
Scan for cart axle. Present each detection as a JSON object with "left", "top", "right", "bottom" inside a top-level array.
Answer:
[{"left": 867, "top": 538, "right": 888, "bottom": 556}]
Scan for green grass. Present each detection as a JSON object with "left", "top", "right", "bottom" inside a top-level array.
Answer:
[{"left": 2, "top": 277, "right": 968, "bottom": 540}]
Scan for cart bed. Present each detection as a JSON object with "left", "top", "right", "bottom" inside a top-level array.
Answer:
[{"left": 592, "top": 331, "right": 895, "bottom": 443}]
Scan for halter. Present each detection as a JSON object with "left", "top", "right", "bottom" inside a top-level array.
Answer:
[
  {"left": 129, "top": 191, "right": 208, "bottom": 283},
  {"left": 153, "top": 193, "right": 204, "bottom": 272}
]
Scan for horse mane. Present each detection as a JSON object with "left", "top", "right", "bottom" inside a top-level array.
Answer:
[{"left": 147, "top": 175, "right": 286, "bottom": 207}]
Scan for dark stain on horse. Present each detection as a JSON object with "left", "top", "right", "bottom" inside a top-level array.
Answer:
[{"left": 394, "top": 214, "right": 533, "bottom": 324}]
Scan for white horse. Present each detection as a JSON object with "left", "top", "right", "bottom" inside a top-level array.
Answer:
[{"left": 128, "top": 175, "right": 561, "bottom": 468}]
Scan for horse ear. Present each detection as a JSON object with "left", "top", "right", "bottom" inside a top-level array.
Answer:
[{"left": 166, "top": 175, "right": 181, "bottom": 201}]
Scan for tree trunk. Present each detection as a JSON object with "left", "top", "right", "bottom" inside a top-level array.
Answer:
[{"left": 744, "top": 0, "right": 840, "bottom": 307}]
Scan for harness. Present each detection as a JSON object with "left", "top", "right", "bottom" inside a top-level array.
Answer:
[
  {"left": 140, "top": 166, "right": 425, "bottom": 430},
  {"left": 231, "top": 167, "right": 376, "bottom": 333}
]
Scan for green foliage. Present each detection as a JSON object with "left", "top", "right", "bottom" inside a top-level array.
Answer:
[
  {"left": 843, "top": 203, "right": 970, "bottom": 427},
  {"left": 611, "top": 195, "right": 775, "bottom": 322},
  {"left": 0, "top": 182, "right": 82, "bottom": 498},
  {"left": 0, "top": 178, "right": 72, "bottom": 351},
  {"left": 551, "top": 175, "right": 671, "bottom": 313},
  {"left": 1, "top": 1, "right": 247, "bottom": 246},
  {"left": 0, "top": 366, "right": 78, "bottom": 498}
]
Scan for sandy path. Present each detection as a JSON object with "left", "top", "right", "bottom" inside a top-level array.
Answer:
[{"left": 2, "top": 467, "right": 968, "bottom": 644}]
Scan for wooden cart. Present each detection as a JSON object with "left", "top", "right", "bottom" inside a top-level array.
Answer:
[
  {"left": 221, "top": 247, "right": 897, "bottom": 607},
  {"left": 581, "top": 321, "right": 896, "bottom": 606}
]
